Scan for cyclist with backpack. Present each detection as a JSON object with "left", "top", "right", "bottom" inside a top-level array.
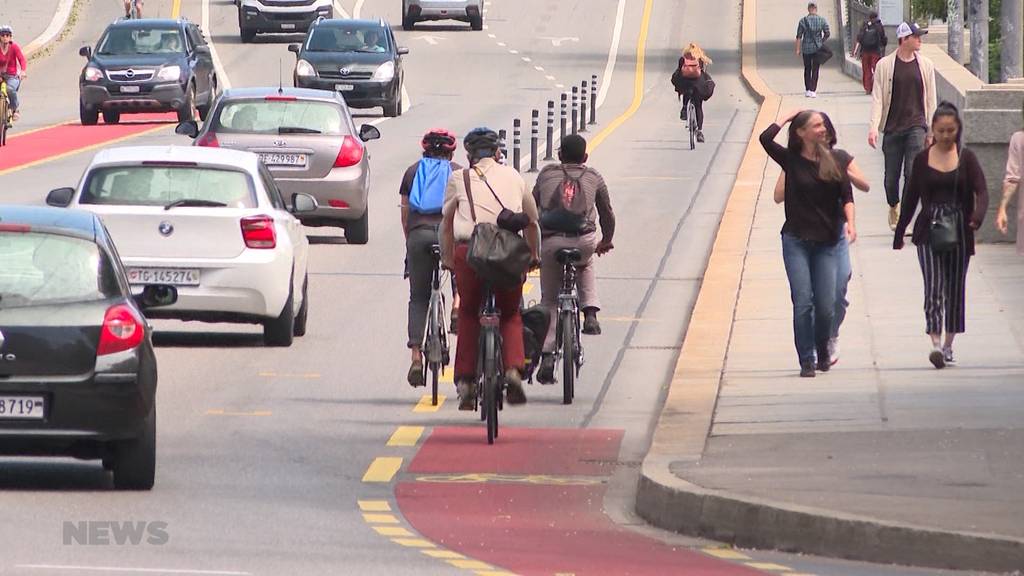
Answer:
[
  {"left": 533, "top": 134, "right": 615, "bottom": 384},
  {"left": 670, "top": 43, "right": 713, "bottom": 143},
  {"left": 854, "top": 10, "right": 888, "bottom": 94},
  {"left": 401, "top": 129, "right": 462, "bottom": 387}
]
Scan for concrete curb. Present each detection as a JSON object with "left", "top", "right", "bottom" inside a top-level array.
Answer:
[
  {"left": 633, "top": 0, "right": 1024, "bottom": 572},
  {"left": 23, "top": 0, "right": 75, "bottom": 59}
]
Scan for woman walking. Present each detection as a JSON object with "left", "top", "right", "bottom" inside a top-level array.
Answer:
[
  {"left": 998, "top": 105, "right": 1024, "bottom": 254},
  {"left": 893, "top": 102, "right": 988, "bottom": 368},
  {"left": 760, "top": 110, "right": 857, "bottom": 377}
]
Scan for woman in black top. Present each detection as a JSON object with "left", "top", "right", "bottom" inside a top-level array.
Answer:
[
  {"left": 760, "top": 110, "right": 857, "bottom": 377},
  {"left": 893, "top": 102, "right": 988, "bottom": 368}
]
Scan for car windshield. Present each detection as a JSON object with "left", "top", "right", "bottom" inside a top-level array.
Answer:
[
  {"left": 215, "top": 100, "right": 345, "bottom": 136},
  {"left": 80, "top": 166, "right": 256, "bottom": 208},
  {"left": 97, "top": 28, "right": 185, "bottom": 55},
  {"left": 306, "top": 26, "right": 388, "bottom": 52},
  {"left": 0, "top": 232, "right": 119, "bottom": 309}
]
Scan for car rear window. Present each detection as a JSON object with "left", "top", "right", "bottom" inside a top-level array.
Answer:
[
  {"left": 0, "top": 232, "right": 120, "bottom": 308},
  {"left": 307, "top": 26, "right": 389, "bottom": 52},
  {"left": 214, "top": 100, "right": 346, "bottom": 136},
  {"left": 81, "top": 166, "right": 257, "bottom": 208},
  {"left": 97, "top": 27, "right": 185, "bottom": 55}
]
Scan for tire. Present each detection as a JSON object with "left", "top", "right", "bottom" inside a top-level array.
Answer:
[
  {"left": 0, "top": 97, "right": 8, "bottom": 146},
  {"left": 430, "top": 362, "right": 439, "bottom": 407},
  {"left": 561, "top": 312, "right": 575, "bottom": 405},
  {"left": 293, "top": 276, "right": 308, "bottom": 337},
  {"left": 383, "top": 93, "right": 401, "bottom": 118},
  {"left": 470, "top": 14, "right": 483, "bottom": 31},
  {"left": 79, "top": 100, "right": 99, "bottom": 126},
  {"left": 688, "top": 104, "right": 696, "bottom": 150},
  {"left": 345, "top": 208, "right": 369, "bottom": 245},
  {"left": 483, "top": 332, "right": 499, "bottom": 444},
  {"left": 177, "top": 84, "right": 198, "bottom": 124},
  {"left": 264, "top": 285, "right": 296, "bottom": 347},
  {"left": 102, "top": 110, "right": 121, "bottom": 124},
  {"left": 111, "top": 407, "right": 156, "bottom": 490},
  {"left": 197, "top": 77, "right": 216, "bottom": 122}
]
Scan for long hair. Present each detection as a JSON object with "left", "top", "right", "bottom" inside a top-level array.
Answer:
[
  {"left": 932, "top": 100, "right": 963, "bottom": 149},
  {"left": 683, "top": 42, "right": 712, "bottom": 69},
  {"left": 787, "top": 111, "right": 843, "bottom": 182}
]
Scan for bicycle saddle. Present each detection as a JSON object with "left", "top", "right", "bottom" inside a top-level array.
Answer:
[{"left": 555, "top": 248, "right": 583, "bottom": 264}]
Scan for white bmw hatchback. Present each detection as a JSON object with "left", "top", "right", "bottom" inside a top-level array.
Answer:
[{"left": 47, "top": 146, "right": 315, "bottom": 347}]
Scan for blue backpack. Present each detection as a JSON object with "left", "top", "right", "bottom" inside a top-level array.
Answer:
[{"left": 408, "top": 157, "right": 452, "bottom": 214}]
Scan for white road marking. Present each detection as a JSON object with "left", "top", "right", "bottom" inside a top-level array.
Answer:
[
  {"left": 535, "top": 66, "right": 545, "bottom": 72},
  {"left": 353, "top": 0, "right": 365, "bottom": 18},
  {"left": 334, "top": 0, "right": 352, "bottom": 19},
  {"left": 545, "top": 75, "right": 556, "bottom": 80},
  {"left": 597, "top": 0, "right": 627, "bottom": 108},
  {"left": 509, "top": 49, "right": 519, "bottom": 54},
  {"left": 497, "top": 42, "right": 506, "bottom": 47},
  {"left": 413, "top": 35, "right": 446, "bottom": 45},
  {"left": 23, "top": 0, "right": 74, "bottom": 58},
  {"left": 203, "top": 0, "right": 232, "bottom": 90},
  {"left": 521, "top": 57, "right": 531, "bottom": 63},
  {"left": 540, "top": 36, "right": 580, "bottom": 47},
  {"left": 555, "top": 83, "right": 564, "bottom": 88},
  {"left": 17, "top": 566, "right": 250, "bottom": 576},
  {"left": 487, "top": 34, "right": 496, "bottom": 38}
]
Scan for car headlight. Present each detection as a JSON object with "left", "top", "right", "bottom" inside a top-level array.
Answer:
[
  {"left": 84, "top": 66, "right": 104, "bottom": 82},
  {"left": 295, "top": 59, "right": 317, "bottom": 78},
  {"left": 156, "top": 65, "right": 181, "bottom": 82},
  {"left": 372, "top": 61, "right": 395, "bottom": 82}
]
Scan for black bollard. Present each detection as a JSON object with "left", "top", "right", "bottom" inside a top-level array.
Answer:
[
  {"left": 545, "top": 100, "right": 555, "bottom": 161},
  {"left": 579, "top": 80, "right": 588, "bottom": 133},
  {"left": 513, "top": 118, "right": 521, "bottom": 173},
  {"left": 590, "top": 74, "right": 598, "bottom": 125},
  {"left": 529, "top": 110, "right": 539, "bottom": 172},
  {"left": 571, "top": 86, "right": 579, "bottom": 135},
  {"left": 560, "top": 93, "right": 567, "bottom": 143}
]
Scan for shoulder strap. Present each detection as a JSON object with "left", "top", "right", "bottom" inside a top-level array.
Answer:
[
  {"left": 462, "top": 169, "right": 477, "bottom": 223},
  {"left": 473, "top": 166, "right": 508, "bottom": 211}
]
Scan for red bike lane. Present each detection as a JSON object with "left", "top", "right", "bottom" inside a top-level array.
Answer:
[{"left": 396, "top": 427, "right": 767, "bottom": 576}]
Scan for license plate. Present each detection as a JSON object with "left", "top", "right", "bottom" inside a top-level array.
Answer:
[
  {"left": 281, "top": 23, "right": 296, "bottom": 30},
  {"left": 335, "top": 84, "right": 354, "bottom": 92},
  {"left": 259, "top": 153, "right": 306, "bottom": 166},
  {"left": 0, "top": 396, "right": 45, "bottom": 420},
  {"left": 120, "top": 85, "right": 141, "bottom": 93},
  {"left": 128, "top": 267, "right": 200, "bottom": 286}
]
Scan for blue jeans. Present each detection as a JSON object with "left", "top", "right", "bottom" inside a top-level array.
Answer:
[
  {"left": 3, "top": 75, "right": 20, "bottom": 111},
  {"left": 782, "top": 233, "right": 839, "bottom": 365},
  {"left": 881, "top": 126, "right": 926, "bottom": 207},
  {"left": 833, "top": 231, "right": 851, "bottom": 338}
]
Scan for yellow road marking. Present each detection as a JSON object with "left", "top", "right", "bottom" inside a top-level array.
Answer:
[
  {"left": 392, "top": 538, "right": 435, "bottom": 548},
  {"left": 6, "top": 119, "right": 75, "bottom": 140},
  {"left": 357, "top": 500, "right": 391, "bottom": 512},
  {"left": 422, "top": 550, "right": 465, "bottom": 560},
  {"left": 362, "top": 457, "right": 403, "bottom": 482},
  {"left": 414, "top": 394, "right": 445, "bottom": 412},
  {"left": 373, "top": 526, "right": 413, "bottom": 537},
  {"left": 589, "top": 0, "right": 654, "bottom": 152},
  {"left": 387, "top": 426, "right": 425, "bottom": 447},
  {"left": 448, "top": 559, "right": 493, "bottom": 570},
  {"left": 523, "top": 283, "right": 534, "bottom": 295},
  {"left": 528, "top": 270, "right": 540, "bottom": 278},
  {"left": 0, "top": 124, "right": 172, "bottom": 178},
  {"left": 205, "top": 409, "right": 272, "bottom": 416},
  {"left": 440, "top": 371, "right": 454, "bottom": 383},
  {"left": 171, "top": 0, "right": 181, "bottom": 17},
  {"left": 361, "top": 513, "right": 399, "bottom": 524},
  {"left": 703, "top": 548, "right": 750, "bottom": 560},
  {"left": 744, "top": 563, "right": 794, "bottom": 571}
]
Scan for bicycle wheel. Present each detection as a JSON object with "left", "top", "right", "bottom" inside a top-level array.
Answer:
[
  {"left": 0, "top": 96, "right": 7, "bottom": 147},
  {"left": 561, "top": 311, "right": 575, "bottom": 405},
  {"left": 483, "top": 331, "right": 499, "bottom": 444},
  {"left": 688, "top": 103, "right": 696, "bottom": 150}
]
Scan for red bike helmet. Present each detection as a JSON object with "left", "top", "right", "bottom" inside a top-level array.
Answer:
[{"left": 421, "top": 128, "right": 457, "bottom": 153}]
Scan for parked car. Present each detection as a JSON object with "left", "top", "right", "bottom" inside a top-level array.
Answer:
[
  {"left": 176, "top": 87, "right": 381, "bottom": 244},
  {"left": 46, "top": 146, "right": 316, "bottom": 347},
  {"left": 237, "top": 0, "right": 333, "bottom": 43},
  {"left": 289, "top": 18, "right": 408, "bottom": 117},
  {"left": 78, "top": 18, "right": 218, "bottom": 125},
  {"left": 402, "top": 0, "right": 484, "bottom": 30},
  {"left": 0, "top": 205, "right": 177, "bottom": 489}
]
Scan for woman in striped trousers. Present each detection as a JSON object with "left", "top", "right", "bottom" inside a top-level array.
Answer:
[{"left": 893, "top": 102, "right": 988, "bottom": 368}]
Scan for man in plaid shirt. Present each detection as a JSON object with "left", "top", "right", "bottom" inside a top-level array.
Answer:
[{"left": 796, "top": 2, "right": 830, "bottom": 98}]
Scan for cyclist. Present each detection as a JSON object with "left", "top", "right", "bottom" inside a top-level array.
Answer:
[
  {"left": 400, "top": 129, "right": 463, "bottom": 387},
  {"left": 532, "top": 134, "right": 616, "bottom": 384},
  {"left": 671, "top": 42, "right": 713, "bottom": 143},
  {"left": 124, "top": 0, "right": 144, "bottom": 18},
  {"left": 0, "top": 25, "right": 27, "bottom": 122},
  {"left": 440, "top": 127, "right": 541, "bottom": 409}
]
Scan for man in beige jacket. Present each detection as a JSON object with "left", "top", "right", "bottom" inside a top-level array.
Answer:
[{"left": 868, "top": 22, "right": 937, "bottom": 230}]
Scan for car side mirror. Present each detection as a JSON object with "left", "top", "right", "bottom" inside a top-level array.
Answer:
[
  {"left": 134, "top": 285, "right": 178, "bottom": 309},
  {"left": 175, "top": 121, "right": 199, "bottom": 138},
  {"left": 290, "top": 193, "right": 319, "bottom": 214},
  {"left": 288, "top": 43, "right": 301, "bottom": 55},
  {"left": 79, "top": 46, "right": 92, "bottom": 58},
  {"left": 397, "top": 47, "right": 409, "bottom": 56},
  {"left": 46, "top": 187, "right": 75, "bottom": 207},
  {"left": 359, "top": 124, "right": 381, "bottom": 142}
]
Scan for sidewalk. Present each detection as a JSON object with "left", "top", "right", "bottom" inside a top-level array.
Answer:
[
  {"left": 637, "top": 0, "right": 1024, "bottom": 572},
  {"left": 1, "top": 0, "right": 73, "bottom": 58}
]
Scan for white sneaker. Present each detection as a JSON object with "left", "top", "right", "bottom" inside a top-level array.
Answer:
[
  {"left": 827, "top": 337, "right": 839, "bottom": 366},
  {"left": 805, "top": 90, "right": 813, "bottom": 98},
  {"left": 808, "top": 91, "right": 818, "bottom": 98}
]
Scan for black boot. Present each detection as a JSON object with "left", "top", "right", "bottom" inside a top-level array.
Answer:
[
  {"left": 536, "top": 353, "right": 555, "bottom": 384},
  {"left": 582, "top": 308, "right": 601, "bottom": 335}
]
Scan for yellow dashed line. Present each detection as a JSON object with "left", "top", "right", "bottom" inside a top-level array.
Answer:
[
  {"left": 422, "top": 550, "right": 465, "bottom": 560},
  {"left": 745, "top": 563, "right": 794, "bottom": 571},
  {"left": 414, "top": 394, "right": 446, "bottom": 412},
  {"left": 362, "top": 513, "right": 399, "bottom": 524},
  {"left": 448, "top": 559, "right": 494, "bottom": 570},
  {"left": 362, "top": 457, "right": 403, "bottom": 482},
  {"left": 357, "top": 500, "right": 391, "bottom": 512},
  {"left": 171, "top": 0, "right": 182, "bottom": 17},
  {"left": 703, "top": 548, "right": 751, "bottom": 560},
  {"left": 373, "top": 526, "right": 414, "bottom": 537},
  {"left": 387, "top": 426, "right": 425, "bottom": 447},
  {"left": 392, "top": 538, "right": 436, "bottom": 548}
]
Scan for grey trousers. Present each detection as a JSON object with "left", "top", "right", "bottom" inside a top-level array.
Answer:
[
  {"left": 406, "top": 226, "right": 440, "bottom": 348},
  {"left": 540, "top": 232, "right": 600, "bottom": 352}
]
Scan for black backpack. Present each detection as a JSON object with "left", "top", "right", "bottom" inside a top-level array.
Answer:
[{"left": 861, "top": 21, "right": 881, "bottom": 50}]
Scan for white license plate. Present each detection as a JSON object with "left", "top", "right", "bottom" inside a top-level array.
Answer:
[
  {"left": 259, "top": 153, "right": 306, "bottom": 166},
  {"left": 335, "top": 84, "right": 354, "bottom": 92},
  {"left": 120, "top": 85, "right": 141, "bottom": 93},
  {"left": 128, "top": 267, "right": 200, "bottom": 286},
  {"left": 281, "top": 23, "right": 296, "bottom": 29},
  {"left": 0, "top": 396, "right": 45, "bottom": 420}
]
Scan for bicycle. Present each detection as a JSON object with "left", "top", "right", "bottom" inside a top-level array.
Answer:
[
  {"left": 680, "top": 89, "right": 698, "bottom": 151},
  {"left": 475, "top": 284, "right": 504, "bottom": 444},
  {"left": 419, "top": 245, "right": 451, "bottom": 407},
  {"left": 552, "top": 248, "right": 584, "bottom": 404},
  {"left": 0, "top": 78, "right": 12, "bottom": 147}
]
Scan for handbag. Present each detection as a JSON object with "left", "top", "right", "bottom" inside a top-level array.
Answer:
[
  {"left": 814, "top": 43, "right": 834, "bottom": 66},
  {"left": 463, "top": 168, "right": 532, "bottom": 289},
  {"left": 929, "top": 161, "right": 962, "bottom": 252}
]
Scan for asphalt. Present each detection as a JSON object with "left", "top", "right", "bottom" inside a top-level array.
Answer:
[
  {"left": 1, "top": 0, "right": 64, "bottom": 55},
  {"left": 637, "top": 0, "right": 1024, "bottom": 573}
]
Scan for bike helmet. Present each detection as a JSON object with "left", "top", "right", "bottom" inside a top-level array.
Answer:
[
  {"left": 421, "top": 128, "right": 457, "bottom": 152},
  {"left": 463, "top": 127, "right": 500, "bottom": 157},
  {"left": 0, "top": 26, "right": 13, "bottom": 36}
]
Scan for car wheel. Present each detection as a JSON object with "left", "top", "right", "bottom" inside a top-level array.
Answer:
[
  {"left": 177, "top": 84, "right": 198, "bottom": 123},
  {"left": 240, "top": 27, "right": 256, "bottom": 43},
  {"left": 383, "top": 93, "right": 401, "bottom": 118},
  {"left": 79, "top": 101, "right": 99, "bottom": 126},
  {"left": 111, "top": 407, "right": 156, "bottom": 490},
  {"left": 264, "top": 285, "right": 296, "bottom": 347},
  {"left": 470, "top": 13, "right": 483, "bottom": 31},
  {"left": 102, "top": 110, "right": 121, "bottom": 124},
  {"left": 402, "top": 6, "right": 416, "bottom": 31},
  {"left": 197, "top": 77, "right": 216, "bottom": 121},
  {"left": 293, "top": 275, "right": 308, "bottom": 337},
  {"left": 346, "top": 208, "right": 369, "bottom": 245}
]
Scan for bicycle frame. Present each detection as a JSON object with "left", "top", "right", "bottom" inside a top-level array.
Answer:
[
  {"left": 0, "top": 80, "right": 10, "bottom": 147},
  {"left": 553, "top": 260, "right": 584, "bottom": 389},
  {"left": 422, "top": 245, "right": 450, "bottom": 406},
  {"left": 476, "top": 286, "right": 503, "bottom": 444}
]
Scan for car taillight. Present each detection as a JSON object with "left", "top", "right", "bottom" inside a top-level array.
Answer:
[
  {"left": 196, "top": 133, "right": 219, "bottom": 147},
  {"left": 241, "top": 215, "right": 276, "bottom": 249},
  {"left": 97, "top": 305, "right": 145, "bottom": 356},
  {"left": 334, "top": 135, "right": 364, "bottom": 168}
]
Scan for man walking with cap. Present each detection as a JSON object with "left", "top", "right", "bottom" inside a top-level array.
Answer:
[
  {"left": 869, "top": 22, "right": 937, "bottom": 230},
  {"left": 796, "top": 2, "right": 830, "bottom": 98}
]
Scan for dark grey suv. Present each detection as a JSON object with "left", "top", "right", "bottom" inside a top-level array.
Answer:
[{"left": 78, "top": 18, "right": 218, "bottom": 125}]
